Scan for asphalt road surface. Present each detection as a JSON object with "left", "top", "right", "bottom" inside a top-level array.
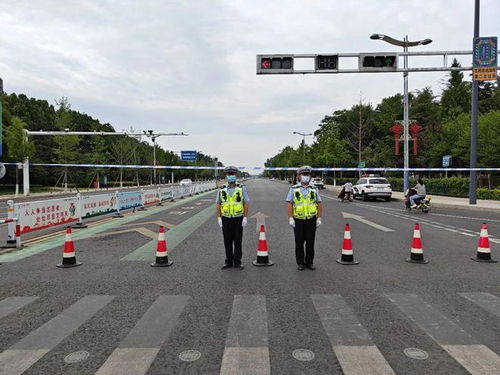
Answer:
[{"left": 1, "top": 178, "right": 499, "bottom": 374}]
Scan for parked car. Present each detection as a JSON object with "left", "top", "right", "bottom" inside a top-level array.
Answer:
[
  {"left": 179, "top": 178, "right": 193, "bottom": 186},
  {"left": 312, "top": 177, "right": 325, "bottom": 189},
  {"left": 353, "top": 177, "right": 392, "bottom": 201}
]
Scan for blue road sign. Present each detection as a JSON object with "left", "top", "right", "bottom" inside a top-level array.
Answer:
[
  {"left": 442, "top": 155, "right": 452, "bottom": 168},
  {"left": 181, "top": 150, "right": 197, "bottom": 162},
  {"left": 473, "top": 37, "right": 497, "bottom": 67}
]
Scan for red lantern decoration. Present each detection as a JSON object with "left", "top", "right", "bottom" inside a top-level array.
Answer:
[
  {"left": 409, "top": 122, "right": 422, "bottom": 155},
  {"left": 389, "top": 122, "right": 403, "bottom": 155}
]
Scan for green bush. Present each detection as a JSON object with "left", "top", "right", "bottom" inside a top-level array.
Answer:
[
  {"left": 386, "top": 177, "right": 500, "bottom": 200},
  {"left": 386, "top": 177, "right": 470, "bottom": 197},
  {"left": 477, "top": 188, "right": 500, "bottom": 200}
]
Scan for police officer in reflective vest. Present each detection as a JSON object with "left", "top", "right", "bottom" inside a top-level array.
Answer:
[
  {"left": 216, "top": 166, "right": 249, "bottom": 269},
  {"left": 286, "top": 166, "right": 323, "bottom": 270}
]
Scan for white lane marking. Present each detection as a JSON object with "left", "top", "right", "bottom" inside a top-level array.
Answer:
[
  {"left": 0, "top": 295, "right": 114, "bottom": 375},
  {"left": 353, "top": 202, "right": 500, "bottom": 223},
  {"left": 341, "top": 212, "right": 394, "bottom": 232},
  {"left": 459, "top": 293, "right": 500, "bottom": 319},
  {"left": 356, "top": 205, "right": 499, "bottom": 244},
  {"left": 387, "top": 294, "right": 500, "bottom": 375},
  {"left": 95, "top": 295, "right": 189, "bottom": 375},
  {"left": 442, "top": 345, "right": 500, "bottom": 375},
  {"left": 321, "top": 195, "right": 337, "bottom": 200},
  {"left": 220, "top": 295, "right": 270, "bottom": 375},
  {"left": 169, "top": 211, "right": 188, "bottom": 215},
  {"left": 312, "top": 295, "right": 395, "bottom": 375},
  {"left": 0, "top": 297, "right": 38, "bottom": 320}
]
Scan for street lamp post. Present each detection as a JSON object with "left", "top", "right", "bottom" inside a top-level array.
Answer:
[
  {"left": 370, "top": 34, "right": 432, "bottom": 192},
  {"left": 292, "top": 131, "right": 312, "bottom": 164},
  {"left": 143, "top": 130, "right": 188, "bottom": 185}
]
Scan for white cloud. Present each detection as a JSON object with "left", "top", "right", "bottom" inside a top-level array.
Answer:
[{"left": 0, "top": 0, "right": 497, "bottom": 167}]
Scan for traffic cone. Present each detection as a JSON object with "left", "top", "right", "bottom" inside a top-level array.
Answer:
[
  {"left": 253, "top": 225, "right": 273, "bottom": 266},
  {"left": 57, "top": 227, "right": 82, "bottom": 268},
  {"left": 336, "top": 224, "right": 359, "bottom": 265},
  {"left": 151, "top": 226, "right": 173, "bottom": 267},
  {"left": 471, "top": 223, "right": 497, "bottom": 263},
  {"left": 406, "top": 223, "right": 428, "bottom": 264}
]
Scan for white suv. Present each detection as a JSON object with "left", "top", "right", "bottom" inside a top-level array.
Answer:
[
  {"left": 353, "top": 177, "right": 392, "bottom": 201},
  {"left": 312, "top": 177, "right": 325, "bottom": 189},
  {"left": 179, "top": 179, "right": 193, "bottom": 186}
]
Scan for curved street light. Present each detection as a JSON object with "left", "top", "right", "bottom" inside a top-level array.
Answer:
[
  {"left": 293, "top": 131, "right": 313, "bottom": 164},
  {"left": 370, "top": 33, "right": 432, "bottom": 192},
  {"left": 370, "top": 34, "right": 432, "bottom": 47}
]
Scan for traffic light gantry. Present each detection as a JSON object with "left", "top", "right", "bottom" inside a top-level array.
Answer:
[{"left": 256, "top": 51, "right": 489, "bottom": 74}]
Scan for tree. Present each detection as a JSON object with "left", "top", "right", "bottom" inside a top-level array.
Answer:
[
  {"left": 4, "top": 116, "right": 35, "bottom": 194},
  {"left": 440, "top": 59, "right": 471, "bottom": 120},
  {"left": 53, "top": 98, "right": 79, "bottom": 189}
]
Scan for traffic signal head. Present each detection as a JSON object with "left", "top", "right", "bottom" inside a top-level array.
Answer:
[
  {"left": 257, "top": 55, "right": 294, "bottom": 74},
  {"left": 316, "top": 55, "right": 338, "bottom": 71},
  {"left": 359, "top": 54, "right": 398, "bottom": 71}
]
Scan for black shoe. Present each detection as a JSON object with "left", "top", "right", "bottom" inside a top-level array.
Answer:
[
  {"left": 221, "top": 264, "right": 233, "bottom": 269},
  {"left": 297, "top": 264, "right": 305, "bottom": 271},
  {"left": 234, "top": 264, "right": 244, "bottom": 270},
  {"left": 306, "top": 264, "right": 316, "bottom": 270}
]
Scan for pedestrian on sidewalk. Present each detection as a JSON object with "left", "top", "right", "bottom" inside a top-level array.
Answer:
[
  {"left": 410, "top": 178, "right": 426, "bottom": 208},
  {"left": 286, "top": 166, "right": 323, "bottom": 271},
  {"left": 216, "top": 166, "right": 249, "bottom": 269}
]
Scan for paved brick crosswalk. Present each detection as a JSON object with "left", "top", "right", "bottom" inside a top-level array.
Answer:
[{"left": 0, "top": 292, "right": 499, "bottom": 374}]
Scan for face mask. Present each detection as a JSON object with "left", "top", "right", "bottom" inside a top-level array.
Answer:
[
  {"left": 227, "top": 175, "right": 236, "bottom": 183},
  {"left": 301, "top": 176, "right": 310, "bottom": 184}
]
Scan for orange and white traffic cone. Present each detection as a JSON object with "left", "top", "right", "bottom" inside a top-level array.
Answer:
[
  {"left": 57, "top": 227, "right": 82, "bottom": 268},
  {"left": 406, "top": 223, "right": 428, "bottom": 264},
  {"left": 472, "top": 223, "right": 497, "bottom": 263},
  {"left": 151, "top": 226, "right": 173, "bottom": 267},
  {"left": 336, "top": 224, "right": 359, "bottom": 265},
  {"left": 253, "top": 225, "right": 273, "bottom": 267}
]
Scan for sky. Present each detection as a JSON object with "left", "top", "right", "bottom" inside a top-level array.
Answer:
[{"left": 0, "top": 0, "right": 498, "bottom": 171}]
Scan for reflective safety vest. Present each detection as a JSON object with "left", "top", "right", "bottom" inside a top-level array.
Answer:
[
  {"left": 292, "top": 187, "right": 318, "bottom": 219},
  {"left": 219, "top": 186, "right": 244, "bottom": 217}
]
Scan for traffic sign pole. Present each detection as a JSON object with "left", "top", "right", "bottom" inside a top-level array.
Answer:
[{"left": 469, "top": 0, "right": 480, "bottom": 205}]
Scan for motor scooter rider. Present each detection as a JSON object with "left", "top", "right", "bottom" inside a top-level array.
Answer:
[
  {"left": 342, "top": 181, "right": 353, "bottom": 201},
  {"left": 410, "top": 178, "right": 426, "bottom": 208}
]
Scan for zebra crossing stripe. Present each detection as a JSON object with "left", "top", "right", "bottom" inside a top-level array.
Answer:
[
  {"left": 220, "top": 295, "right": 270, "bottom": 375},
  {"left": 0, "top": 297, "right": 38, "bottom": 320},
  {"left": 0, "top": 295, "right": 113, "bottom": 375},
  {"left": 459, "top": 293, "right": 500, "bottom": 319},
  {"left": 387, "top": 293, "right": 500, "bottom": 375},
  {"left": 311, "top": 295, "right": 395, "bottom": 375},
  {"left": 95, "top": 295, "right": 189, "bottom": 375}
]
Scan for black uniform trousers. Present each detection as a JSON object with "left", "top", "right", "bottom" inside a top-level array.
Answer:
[
  {"left": 293, "top": 216, "right": 317, "bottom": 265},
  {"left": 222, "top": 216, "right": 243, "bottom": 266}
]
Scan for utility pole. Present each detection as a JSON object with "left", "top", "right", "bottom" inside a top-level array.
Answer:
[
  {"left": 469, "top": 0, "right": 480, "bottom": 204},
  {"left": 403, "top": 35, "right": 410, "bottom": 192},
  {"left": 358, "top": 94, "right": 362, "bottom": 177}
]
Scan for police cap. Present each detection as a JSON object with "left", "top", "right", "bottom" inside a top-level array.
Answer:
[
  {"left": 224, "top": 166, "right": 238, "bottom": 174},
  {"left": 297, "top": 165, "right": 312, "bottom": 174}
]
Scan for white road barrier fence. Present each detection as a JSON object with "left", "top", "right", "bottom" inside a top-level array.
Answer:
[{"left": 4, "top": 181, "right": 216, "bottom": 247}]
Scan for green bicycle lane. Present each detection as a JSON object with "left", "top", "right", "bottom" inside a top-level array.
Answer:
[{"left": 0, "top": 190, "right": 216, "bottom": 263}]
